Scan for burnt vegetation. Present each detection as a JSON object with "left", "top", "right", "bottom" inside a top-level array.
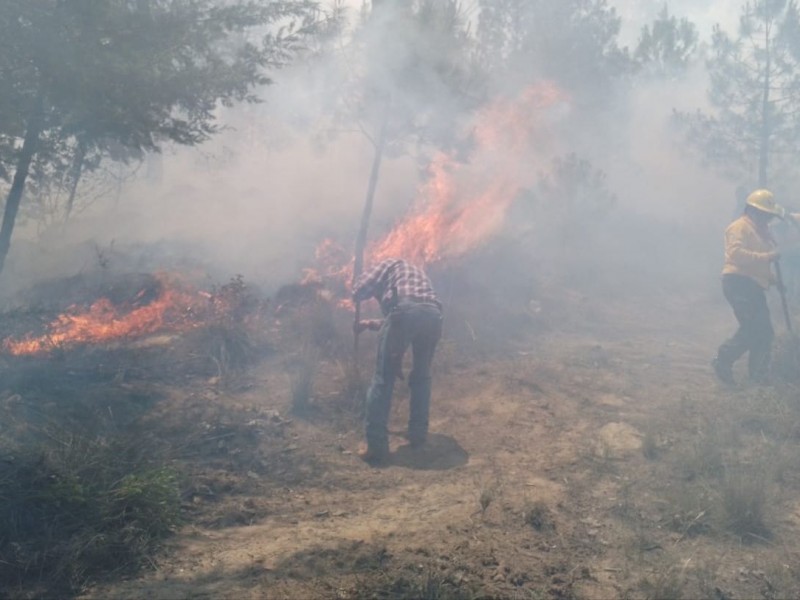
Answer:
[{"left": 0, "top": 271, "right": 279, "bottom": 597}]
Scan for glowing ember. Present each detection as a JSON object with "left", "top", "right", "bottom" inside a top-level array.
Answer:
[
  {"left": 371, "top": 82, "right": 568, "bottom": 265},
  {"left": 3, "top": 274, "right": 205, "bottom": 356}
]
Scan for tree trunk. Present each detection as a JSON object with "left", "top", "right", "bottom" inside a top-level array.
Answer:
[
  {"left": 353, "top": 97, "right": 391, "bottom": 356},
  {"left": 758, "top": 23, "right": 772, "bottom": 188},
  {"left": 0, "top": 112, "right": 43, "bottom": 277},
  {"left": 64, "top": 139, "right": 87, "bottom": 222}
]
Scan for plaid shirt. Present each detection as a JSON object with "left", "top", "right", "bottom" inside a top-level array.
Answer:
[{"left": 353, "top": 258, "right": 441, "bottom": 314}]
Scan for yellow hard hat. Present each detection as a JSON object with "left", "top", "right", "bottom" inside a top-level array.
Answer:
[{"left": 745, "top": 188, "right": 785, "bottom": 218}]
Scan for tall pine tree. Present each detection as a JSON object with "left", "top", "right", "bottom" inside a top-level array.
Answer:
[{"left": 676, "top": 0, "right": 800, "bottom": 191}]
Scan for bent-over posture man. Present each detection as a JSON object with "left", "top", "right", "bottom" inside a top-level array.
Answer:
[
  {"left": 353, "top": 258, "right": 443, "bottom": 465},
  {"left": 713, "top": 189, "right": 783, "bottom": 385}
]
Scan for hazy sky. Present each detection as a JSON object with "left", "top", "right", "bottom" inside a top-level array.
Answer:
[
  {"left": 338, "top": 0, "right": 742, "bottom": 45},
  {"left": 613, "top": 0, "right": 739, "bottom": 43}
]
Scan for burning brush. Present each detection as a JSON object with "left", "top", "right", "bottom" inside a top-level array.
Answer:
[{"left": 0, "top": 273, "right": 260, "bottom": 359}]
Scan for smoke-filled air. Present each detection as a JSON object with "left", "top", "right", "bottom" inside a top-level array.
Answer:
[{"left": 4, "top": 1, "right": 800, "bottom": 598}]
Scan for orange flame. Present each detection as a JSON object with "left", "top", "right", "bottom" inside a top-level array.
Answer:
[
  {"left": 371, "top": 82, "right": 567, "bottom": 265},
  {"left": 3, "top": 274, "right": 206, "bottom": 356}
]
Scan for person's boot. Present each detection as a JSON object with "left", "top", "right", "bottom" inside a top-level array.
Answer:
[
  {"left": 357, "top": 442, "right": 390, "bottom": 466},
  {"left": 712, "top": 357, "right": 735, "bottom": 385},
  {"left": 406, "top": 431, "right": 427, "bottom": 448}
]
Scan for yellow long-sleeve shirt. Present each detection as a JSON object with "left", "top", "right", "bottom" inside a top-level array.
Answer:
[{"left": 721, "top": 214, "right": 776, "bottom": 289}]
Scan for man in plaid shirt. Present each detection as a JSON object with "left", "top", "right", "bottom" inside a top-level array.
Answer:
[{"left": 353, "top": 258, "right": 443, "bottom": 465}]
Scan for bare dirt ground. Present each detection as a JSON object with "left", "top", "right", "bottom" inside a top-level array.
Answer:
[{"left": 80, "top": 287, "right": 800, "bottom": 600}]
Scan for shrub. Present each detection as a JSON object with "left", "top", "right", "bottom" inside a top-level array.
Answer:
[
  {"left": 719, "top": 467, "right": 770, "bottom": 542},
  {"left": 0, "top": 431, "right": 182, "bottom": 596}
]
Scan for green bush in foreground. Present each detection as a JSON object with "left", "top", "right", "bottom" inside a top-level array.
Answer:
[{"left": 0, "top": 433, "right": 182, "bottom": 596}]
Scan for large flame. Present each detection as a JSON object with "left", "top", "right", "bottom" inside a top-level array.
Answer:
[
  {"left": 299, "top": 83, "right": 567, "bottom": 303},
  {"left": 371, "top": 82, "right": 567, "bottom": 265},
  {"left": 3, "top": 274, "right": 207, "bottom": 357}
]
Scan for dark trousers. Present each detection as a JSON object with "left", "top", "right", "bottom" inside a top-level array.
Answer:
[
  {"left": 717, "top": 274, "right": 774, "bottom": 381},
  {"left": 365, "top": 302, "right": 443, "bottom": 449}
]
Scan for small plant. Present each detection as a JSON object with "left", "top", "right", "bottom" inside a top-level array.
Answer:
[
  {"left": 664, "top": 481, "right": 712, "bottom": 539},
  {"left": 196, "top": 275, "right": 267, "bottom": 387},
  {"left": 674, "top": 425, "right": 728, "bottom": 481},
  {"left": 0, "top": 428, "right": 183, "bottom": 596},
  {"left": 340, "top": 359, "right": 366, "bottom": 414},
  {"left": 478, "top": 487, "right": 494, "bottom": 515},
  {"left": 94, "top": 241, "right": 114, "bottom": 270},
  {"left": 718, "top": 467, "right": 770, "bottom": 542},
  {"left": 473, "top": 474, "right": 501, "bottom": 517},
  {"left": 523, "top": 500, "right": 554, "bottom": 532},
  {"left": 641, "top": 429, "right": 659, "bottom": 460},
  {"left": 289, "top": 344, "right": 321, "bottom": 415}
]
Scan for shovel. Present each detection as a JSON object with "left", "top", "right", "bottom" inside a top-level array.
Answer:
[{"left": 775, "top": 259, "right": 793, "bottom": 333}]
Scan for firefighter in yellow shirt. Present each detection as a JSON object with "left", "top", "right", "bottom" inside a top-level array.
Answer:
[{"left": 713, "top": 189, "right": 785, "bottom": 385}]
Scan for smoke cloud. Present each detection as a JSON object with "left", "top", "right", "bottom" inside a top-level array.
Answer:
[{"left": 0, "top": 0, "right": 750, "bottom": 306}]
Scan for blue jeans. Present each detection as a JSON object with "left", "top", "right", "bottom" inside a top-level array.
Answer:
[{"left": 365, "top": 302, "right": 443, "bottom": 449}]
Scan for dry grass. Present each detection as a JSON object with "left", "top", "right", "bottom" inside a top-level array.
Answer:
[
  {"left": 717, "top": 466, "right": 771, "bottom": 542},
  {"left": 288, "top": 344, "right": 321, "bottom": 415},
  {"left": 673, "top": 422, "right": 730, "bottom": 482},
  {"left": 637, "top": 566, "right": 686, "bottom": 600}
]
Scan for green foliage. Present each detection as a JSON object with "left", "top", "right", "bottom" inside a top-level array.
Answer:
[
  {"left": 0, "top": 0, "right": 322, "bottom": 270},
  {"left": 476, "top": 0, "right": 631, "bottom": 101},
  {"left": 0, "top": 431, "right": 182, "bottom": 595},
  {"left": 674, "top": 0, "right": 800, "bottom": 188},
  {"left": 634, "top": 5, "right": 699, "bottom": 77},
  {"left": 1, "top": 0, "right": 320, "bottom": 154}
]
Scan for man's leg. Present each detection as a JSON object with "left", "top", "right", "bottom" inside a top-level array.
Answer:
[
  {"left": 364, "top": 314, "right": 406, "bottom": 460},
  {"left": 407, "top": 307, "right": 442, "bottom": 446},
  {"left": 716, "top": 276, "right": 761, "bottom": 383}
]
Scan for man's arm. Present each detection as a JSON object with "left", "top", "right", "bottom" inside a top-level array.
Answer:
[{"left": 726, "top": 224, "right": 778, "bottom": 266}]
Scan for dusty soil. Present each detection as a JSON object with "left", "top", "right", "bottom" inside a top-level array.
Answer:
[{"left": 80, "top": 287, "right": 800, "bottom": 600}]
